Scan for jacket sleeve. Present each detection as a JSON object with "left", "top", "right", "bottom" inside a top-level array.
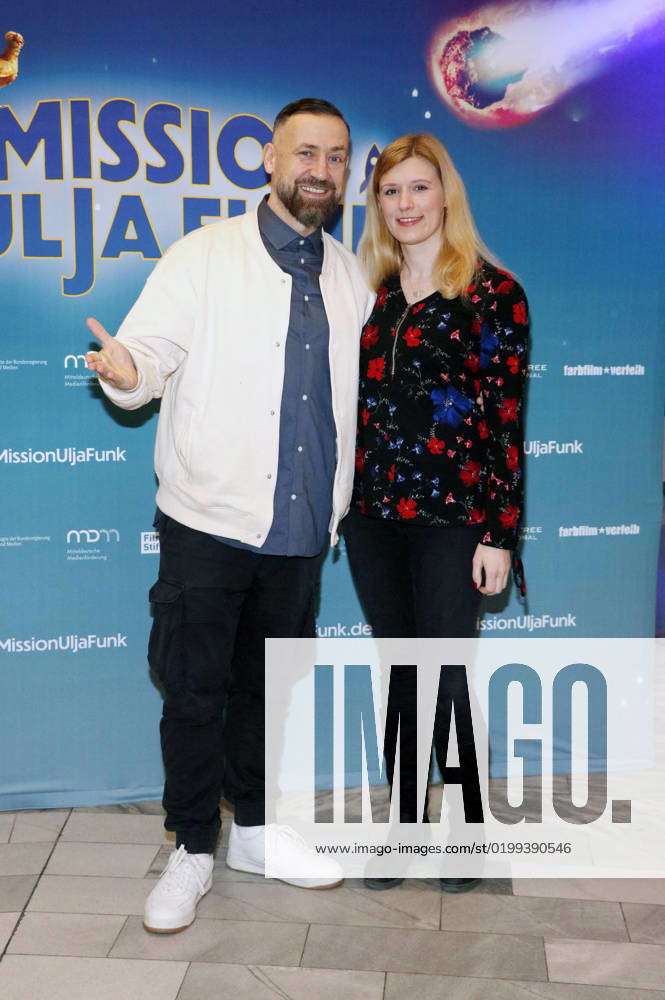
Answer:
[
  {"left": 98, "top": 236, "right": 199, "bottom": 410},
  {"left": 478, "top": 275, "right": 529, "bottom": 549}
]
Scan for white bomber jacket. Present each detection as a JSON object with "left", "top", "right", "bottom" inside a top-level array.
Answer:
[{"left": 100, "top": 208, "right": 373, "bottom": 545}]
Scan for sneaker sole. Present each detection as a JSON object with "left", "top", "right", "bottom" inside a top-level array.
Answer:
[
  {"left": 439, "top": 878, "right": 482, "bottom": 894},
  {"left": 143, "top": 921, "right": 192, "bottom": 934},
  {"left": 363, "top": 877, "right": 404, "bottom": 890}
]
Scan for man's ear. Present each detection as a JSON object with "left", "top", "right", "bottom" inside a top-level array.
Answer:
[{"left": 263, "top": 141, "right": 275, "bottom": 176}]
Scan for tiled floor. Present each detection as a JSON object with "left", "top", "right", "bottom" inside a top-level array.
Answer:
[{"left": 1, "top": 803, "right": 665, "bottom": 998}]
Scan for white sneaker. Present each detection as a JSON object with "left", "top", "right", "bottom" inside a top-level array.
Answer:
[
  {"left": 143, "top": 846, "right": 214, "bottom": 933},
  {"left": 226, "top": 822, "right": 343, "bottom": 889}
]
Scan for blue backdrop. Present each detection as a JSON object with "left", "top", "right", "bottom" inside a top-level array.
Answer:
[{"left": 1, "top": 0, "right": 664, "bottom": 808}]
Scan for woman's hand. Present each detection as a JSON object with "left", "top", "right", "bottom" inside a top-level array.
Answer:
[{"left": 472, "top": 543, "right": 511, "bottom": 596}]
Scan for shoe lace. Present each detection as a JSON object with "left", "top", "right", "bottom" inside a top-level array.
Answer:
[{"left": 158, "top": 845, "right": 207, "bottom": 896}]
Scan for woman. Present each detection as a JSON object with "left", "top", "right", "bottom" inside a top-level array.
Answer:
[{"left": 343, "top": 133, "right": 529, "bottom": 890}]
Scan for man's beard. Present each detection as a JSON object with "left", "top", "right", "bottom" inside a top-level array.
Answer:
[{"left": 275, "top": 176, "right": 340, "bottom": 229}]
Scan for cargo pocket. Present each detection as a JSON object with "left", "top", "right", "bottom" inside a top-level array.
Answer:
[{"left": 148, "top": 578, "right": 185, "bottom": 688}]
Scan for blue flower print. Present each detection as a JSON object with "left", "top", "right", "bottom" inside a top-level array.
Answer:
[
  {"left": 479, "top": 323, "right": 499, "bottom": 369},
  {"left": 431, "top": 386, "right": 474, "bottom": 427}
]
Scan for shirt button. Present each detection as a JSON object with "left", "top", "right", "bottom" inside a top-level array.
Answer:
[
  {"left": 304, "top": 295, "right": 309, "bottom": 302},
  {"left": 267, "top": 473, "right": 272, "bottom": 479},
  {"left": 256, "top": 533, "right": 261, "bottom": 539},
  {"left": 305, "top": 343, "right": 310, "bottom": 350},
  {"left": 297, "top": 445, "right": 303, "bottom": 452},
  {"left": 270, "top": 409, "right": 275, "bottom": 415},
  {"left": 302, "top": 393, "right": 308, "bottom": 400},
  {"left": 300, "top": 258, "right": 305, "bottom": 264},
  {"left": 291, "top": 494, "right": 297, "bottom": 500},
  {"left": 275, "top": 341, "right": 281, "bottom": 347},
  {"left": 299, "top": 239, "right": 305, "bottom": 245}
]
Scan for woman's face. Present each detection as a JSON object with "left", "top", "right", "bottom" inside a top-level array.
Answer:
[{"left": 377, "top": 155, "right": 446, "bottom": 251}]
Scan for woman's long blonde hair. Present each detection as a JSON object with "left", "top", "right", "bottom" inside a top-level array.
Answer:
[{"left": 358, "top": 133, "right": 501, "bottom": 299}]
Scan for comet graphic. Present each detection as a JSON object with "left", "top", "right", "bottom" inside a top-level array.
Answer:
[
  {"left": 428, "top": 0, "right": 665, "bottom": 128},
  {"left": 360, "top": 144, "right": 380, "bottom": 193}
]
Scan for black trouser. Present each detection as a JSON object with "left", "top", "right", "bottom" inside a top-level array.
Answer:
[
  {"left": 148, "top": 512, "right": 321, "bottom": 854},
  {"left": 343, "top": 508, "right": 482, "bottom": 821}
]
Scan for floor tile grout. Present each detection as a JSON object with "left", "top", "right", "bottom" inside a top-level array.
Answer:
[
  {"left": 0, "top": 808, "right": 72, "bottom": 962},
  {"left": 298, "top": 923, "right": 311, "bottom": 966},
  {"left": 173, "top": 961, "right": 191, "bottom": 1000},
  {"left": 106, "top": 914, "right": 131, "bottom": 957},
  {"left": 619, "top": 899, "right": 632, "bottom": 942}
]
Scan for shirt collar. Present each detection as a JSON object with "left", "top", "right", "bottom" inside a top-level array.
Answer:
[{"left": 258, "top": 195, "right": 323, "bottom": 253}]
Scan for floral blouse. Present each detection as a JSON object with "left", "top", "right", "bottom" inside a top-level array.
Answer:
[{"left": 352, "top": 261, "right": 529, "bottom": 549}]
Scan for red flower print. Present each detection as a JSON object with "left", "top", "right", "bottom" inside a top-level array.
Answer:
[
  {"left": 470, "top": 294, "right": 481, "bottom": 304},
  {"left": 412, "top": 302, "right": 425, "bottom": 314},
  {"left": 471, "top": 317, "right": 481, "bottom": 335},
  {"left": 466, "top": 283, "right": 477, "bottom": 295},
  {"left": 355, "top": 447, "right": 364, "bottom": 471},
  {"left": 388, "top": 464, "right": 396, "bottom": 481},
  {"left": 361, "top": 325, "right": 379, "bottom": 350},
  {"left": 404, "top": 326, "right": 422, "bottom": 347},
  {"left": 397, "top": 497, "right": 417, "bottom": 519},
  {"left": 496, "top": 280, "right": 515, "bottom": 294},
  {"left": 506, "top": 355, "right": 519, "bottom": 374},
  {"left": 513, "top": 301, "right": 528, "bottom": 325},
  {"left": 467, "top": 508, "right": 486, "bottom": 525},
  {"left": 478, "top": 420, "right": 489, "bottom": 440},
  {"left": 498, "top": 397, "right": 519, "bottom": 423},
  {"left": 450, "top": 330, "right": 460, "bottom": 340},
  {"left": 499, "top": 505, "right": 520, "bottom": 529},
  {"left": 446, "top": 449, "right": 456, "bottom": 458},
  {"left": 464, "top": 353, "right": 480, "bottom": 372},
  {"left": 445, "top": 492, "right": 455, "bottom": 504},
  {"left": 427, "top": 437, "right": 445, "bottom": 454},
  {"left": 506, "top": 445, "right": 519, "bottom": 471},
  {"left": 367, "top": 357, "right": 385, "bottom": 380},
  {"left": 362, "top": 407, "right": 370, "bottom": 426},
  {"left": 459, "top": 460, "right": 482, "bottom": 486},
  {"left": 376, "top": 286, "right": 388, "bottom": 307},
  {"left": 482, "top": 531, "right": 492, "bottom": 544},
  {"left": 473, "top": 379, "right": 481, "bottom": 396}
]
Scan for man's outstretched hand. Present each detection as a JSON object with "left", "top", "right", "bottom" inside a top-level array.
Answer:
[{"left": 85, "top": 317, "right": 138, "bottom": 390}]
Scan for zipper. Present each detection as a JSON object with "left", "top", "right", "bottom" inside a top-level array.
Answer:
[{"left": 390, "top": 305, "right": 411, "bottom": 378}]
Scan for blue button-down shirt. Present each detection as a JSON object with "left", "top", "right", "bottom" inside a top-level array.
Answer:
[{"left": 213, "top": 197, "right": 336, "bottom": 556}]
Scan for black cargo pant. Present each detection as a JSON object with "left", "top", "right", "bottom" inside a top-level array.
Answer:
[
  {"left": 343, "top": 508, "right": 483, "bottom": 821},
  {"left": 148, "top": 512, "right": 321, "bottom": 854}
]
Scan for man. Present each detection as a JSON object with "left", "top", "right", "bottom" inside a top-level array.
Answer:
[{"left": 86, "top": 98, "right": 372, "bottom": 933}]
